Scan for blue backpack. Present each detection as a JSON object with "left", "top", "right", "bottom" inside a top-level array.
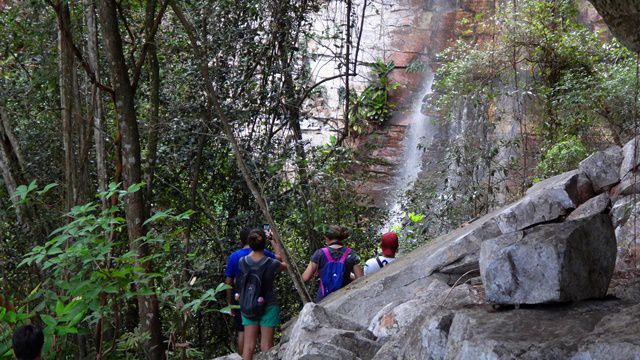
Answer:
[{"left": 319, "top": 247, "right": 351, "bottom": 300}]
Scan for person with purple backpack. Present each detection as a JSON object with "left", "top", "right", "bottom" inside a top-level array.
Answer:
[{"left": 302, "top": 225, "right": 363, "bottom": 302}]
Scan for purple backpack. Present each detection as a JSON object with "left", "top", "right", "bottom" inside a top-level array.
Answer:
[{"left": 319, "top": 247, "right": 351, "bottom": 300}]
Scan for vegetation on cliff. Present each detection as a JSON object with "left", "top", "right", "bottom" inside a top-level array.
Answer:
[{"left": 404, "top": 0, "right": 639, "bottom": 247}]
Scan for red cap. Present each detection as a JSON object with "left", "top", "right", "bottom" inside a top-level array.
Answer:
[{"left": 380, "top": 232, "right": 399, "bottom": 257}]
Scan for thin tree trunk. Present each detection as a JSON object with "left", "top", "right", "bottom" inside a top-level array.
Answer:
[
  {"left": 0, "top": 106, "right": 26, "bottom": 222},
  {"left": 96, "top": 1, "right": 165, "bottom": 359},
  {"left": 170, "top": 0, "right": 312, "bottom": 304},
  {"left": 84, "top": 1, "right": 109, "bottom": 354},
  {"left": 144, "top": 0, "right": 161, "bottom": 202},
  {"left": 343, "top": 0, "right": 352, "bottom": 140},
  {"left": 85, "top": 0, "right": 109, "bottom": 211},
  {"left": 73, "top": 64, "right": 91, "bottom": 205},
  {"left": 55, "top": 1, "right": 77, "bottom": 211}
]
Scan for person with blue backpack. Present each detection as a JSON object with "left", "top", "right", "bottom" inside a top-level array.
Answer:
[{"left": 302, "top": 225, "right": 363, "bottom": 302}]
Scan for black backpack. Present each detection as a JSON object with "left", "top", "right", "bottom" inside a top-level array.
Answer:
[{"left": 237, "top": 257, "right": 272, "bottom": 319}]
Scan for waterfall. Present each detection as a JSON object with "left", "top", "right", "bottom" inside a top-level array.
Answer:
[{"left": 384, "top": 69, "right": 436, "bottom": 231}]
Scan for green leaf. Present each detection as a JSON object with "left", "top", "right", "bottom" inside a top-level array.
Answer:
[
  {"left": 55, "top": 299, "right": 65, "bottom": 316},
  {"left": 215, "top": 283, "right": 231, "bottom": 293},
  {"left": 36, "top": 183, "right": 58, "bottom": 195},
  {"left": 41, "top": 314, "right": 57, "bottom": 327}
]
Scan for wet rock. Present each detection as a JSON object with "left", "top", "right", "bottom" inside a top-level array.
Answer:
[
  {"left": 579, "top": 146, "right": 623, "bottom": 192},
  {"left": 567, "top": 193, "right": 610, "bottom": 221},
  {"left": 480, "top": 214, "right": 616, "bottom": 305}
]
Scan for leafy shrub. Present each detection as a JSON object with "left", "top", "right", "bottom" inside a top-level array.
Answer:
[{"left": 536, "top": 136, "right": 587, "bottom": 178}]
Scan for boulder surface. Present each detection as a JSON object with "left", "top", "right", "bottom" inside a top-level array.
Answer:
[{"left": 480, "top": 214, "right": 616, "bottom": 304}]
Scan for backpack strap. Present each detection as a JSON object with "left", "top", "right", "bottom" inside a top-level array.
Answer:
[
  {"left": 338, "top": 248, "right": 351, "bottom": 264},
  {"left": 321, "top": 247, "right": 334, "bottom": 262},
  {"left": 375, "top": 255, "right": 384, "bottom": 269}
]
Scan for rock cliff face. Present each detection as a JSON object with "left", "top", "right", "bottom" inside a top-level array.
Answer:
[
  {"left": 587, "top": 1, "right": 640, "bottom": 53},
  {"left": 214, "top": 139, "right": 640, "bottom": 360},
  {"left": 304, "top": 0, "right": 497, "bottom": 207}
]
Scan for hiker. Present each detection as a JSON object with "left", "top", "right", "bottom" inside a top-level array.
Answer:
[
  {"left": 225, "top": 226, "right": 281, "bottom": 356},
  {"left": 364, "top": 232, "right": 399, "bottom": 276},
  {"left": 237, "top": 228, "right": 286, "bottom": 360},
  {"left": 302, "top": 225, "right": 363, "bottom": 302},
  {"left": 12, "top": 324, "right": 43, "bottom": 360}
]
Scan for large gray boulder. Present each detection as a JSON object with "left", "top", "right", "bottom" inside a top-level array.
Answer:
[
  {"left": 572, "top": 304, "right": 640, "bottom": 360},
  {"left": 610, "top": 195, "right": 636, "bottom": 227},
  {"left": 616, "top": 171, "right": 640, "bottom": 197},
  {"left": 367, "top": 280, "right": 479, "bottom": 341},
  {"left": 579, "top": 146, "right": 623, "bottom": 192},
  {"left": 567, "top": 193, "right": 610, "bottom": 221},
  {"left": 609, "top": 195, "right": 640, "bottom": 270},
  {"left": 525, "top": 170, "right": 593, "bottom": 205},
  {"left": 619, "top": 137, "right": 640, "bottom": 179},
  {"left": 496, "top": 170, "right": 593, "bottom": 233},
  {"left": 444, "top": 300, "right": 636, "bottom": 360},
  {"left": 480, "top": 214, "right": 616, "bottom": 305},
  {"left": 279, "top": 303, "right": 380, "bottom": 360}
]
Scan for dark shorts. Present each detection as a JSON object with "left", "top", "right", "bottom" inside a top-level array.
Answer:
[{"left": 233, "top": 308, "right": 244, "bottom": 332}]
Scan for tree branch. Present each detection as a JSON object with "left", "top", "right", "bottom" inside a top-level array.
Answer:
[
  {"left": 50, "top": 1, "right": 114, "bottom": 94},
  {"left": 131, "top": 0, "right": 169, "bottom": 90}
]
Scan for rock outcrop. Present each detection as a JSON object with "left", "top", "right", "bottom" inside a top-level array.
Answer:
[
  {"left": 579, "top": 146, "right": 623, "bottom": 192},
  {"left": 480, "top": 214, "right": 616, "bottom": 305},
  {"left": 214, "top": 141, "right": 640, "bottom": 360},
  {"left": 588, "top": 0, "right": 640, "bottom": 53}
]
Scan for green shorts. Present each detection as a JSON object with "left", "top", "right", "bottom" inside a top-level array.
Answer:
[{"left": 241, "top": 305, "right": 280, "bottom": 327}]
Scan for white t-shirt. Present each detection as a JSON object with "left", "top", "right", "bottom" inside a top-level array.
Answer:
[{"left": 363, "top": 255, "right": 396, "bottom": 276}]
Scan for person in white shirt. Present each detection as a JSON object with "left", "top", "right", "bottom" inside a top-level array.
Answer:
[{"left": 364, "top": 232, "right": 399, "bottom": 276}]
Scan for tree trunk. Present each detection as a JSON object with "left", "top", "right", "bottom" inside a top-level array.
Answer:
[
  {"left": 84, "top": 0, "right": 109, "bottom": 211},
  {"left": 170, "top": 0, "right": 312, "bottom": 304},
  {"left": 96, "top": 1, "right": 165, "bottom": 359},
  {"left": 0, "top": 106, "right": 27, "bottom": 222},
  {"left": 55, "top": 1, "right": 77, "bottom": 211},
  {"left": 144, "top": 0, "right": 161, "bottom": 202}
]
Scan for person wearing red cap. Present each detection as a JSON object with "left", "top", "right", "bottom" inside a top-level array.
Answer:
[{"left": 364, "top": 232, "right": 399, "bottom": 276}]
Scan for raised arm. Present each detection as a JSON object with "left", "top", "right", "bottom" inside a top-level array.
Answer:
[{"left": 269, "top": 232, "right": 283, "bottom": 261}]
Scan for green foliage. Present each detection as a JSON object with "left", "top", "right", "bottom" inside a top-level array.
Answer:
[
  {"left": 2, "top": 184, "right": 229, "bottom": 358},
  {"left": 348, "top": 59, "right": 401, "bottom": 134},
  {"left": 409, "top": 0, "right": 640, "bottom": 250},
  {"left": 536, "top": 136, "right": 587, "bottom": 178}
]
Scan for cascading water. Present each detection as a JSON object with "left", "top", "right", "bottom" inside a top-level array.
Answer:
[{"left": 384, "top": 68, "right": 436, "bottom": 231}]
